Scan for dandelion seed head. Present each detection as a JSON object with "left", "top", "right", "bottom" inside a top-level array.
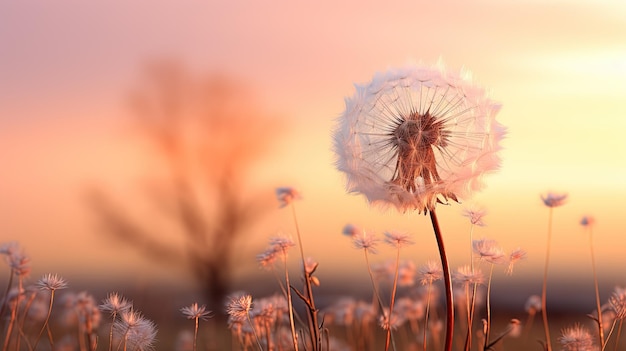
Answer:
[
  {"left": 269, "top": 235, "right": 295, "bottom": 252},
  {"left": 256, "top": 247, "right": 278, "bottom": 270},
  {"left": 453, "top": 265, "right": 483, "bottom": 285},
  {"left": 275, "top": 187, "right": 301, "bottom": 208},
  {"left": 609, "top": 289, "right": 626, "bottom": 320},
  {"left": 100, "top": 292, "right": 132, "bottom": 315},
  {"left": 419, "top": 260, "right": 443, "bottom": 285},
  {"left": 525, "top": 294, "right": 542, "bottom": 313},
  {"left": 352, "top": 231, "right": 380, "bottom": 254},
  {"left": 472, "top": 238, "right": 506, "bottom": 265},
  {"left": 181, "top": 302, "right": 212, "bottom": 321},
  {"left": 333, "top": 64, "right": 504, "bottom": 213},
  {"left": 462, "top": 206, "right": 487, "bottom": 226},
  {"left": 226, "top": 294, "right": 253, "bottom": 321},
  {"left": 341, "top": 223, "right": 361, "bottom": 237},
  {"left": 506, "top": 248, "right": 527, "bottom": 275},
  {"left": 383, "top": 231, "right": 415, "bottom": 248},
  {"left": 541, "top": 192, "right": 568, "bottom": 208},
  {"left": 580, "top": 215, "right": 596, "bottom": 228},
  {"left": 36, "top": 273, "right": 68, "bottom": 291},
  {"left": 558, "top": 324, "right": 596, "bottom": 351}
]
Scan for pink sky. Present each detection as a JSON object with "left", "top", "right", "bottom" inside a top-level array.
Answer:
[{"left": 1, "top": 0, "right": 625, "bottom": 291}]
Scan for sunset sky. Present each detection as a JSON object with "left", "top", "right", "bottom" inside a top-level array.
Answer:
[{"left": 1, "top": 0, "right": 625, "bottom": 300}]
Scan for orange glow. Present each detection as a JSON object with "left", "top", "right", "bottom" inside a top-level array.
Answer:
[{"left": 0, "top": 0, "right": 625, "bottom": 295}]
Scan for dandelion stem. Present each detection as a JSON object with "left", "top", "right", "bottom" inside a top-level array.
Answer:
[
  {"left": 429, "top": 209, "right": 454, "bottom": 351},
  {"left": 282, "top": 250, "right": 300, "bottom": 351},
  {"left": 483, "top": 263, "right": 495, "bottom": 350},
  {"left": 384, "top": 248, "right": 401, "bottom": 351},
  {"left": 290, "top": 203, "right": 321, "bottom": 350},
  {"left": 423, "top": 282, "right": 433, "bottom": 351},
  {"left": 588, "top": 225, "right": 605, "bottom": 349},
  {"left": 33, "top": 289, "right": 57, "bottom": 350},
  {"left": 541, "top": 207, "right": 554, "bottom": 351},
  {"left": 613, "top": 319, "right": 623, "bottom": 351}
]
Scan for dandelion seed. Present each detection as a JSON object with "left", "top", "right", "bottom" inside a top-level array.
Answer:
[
  {"left": 558, "top": 324, "right": 596, "bottom": 351},
  {"left": 541, "top": 192, "right": 568, "bottom": 208},
  {"left": 275, "top": 187, "right": 301, "bottom": 208},
  {"left": 333, "top": 64, "right": 504, "bottom": 214},
  {"left": 383, "top": 231, "right": 415, "bottom": 248},
  {"left": 36, "top": 273, "right": 68, "bottom": 291}
]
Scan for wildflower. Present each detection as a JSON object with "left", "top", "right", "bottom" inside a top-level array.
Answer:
[
  {"left": 333, "top": 64, "right": 504, "bottom": 213},
  {"left": 419, "top": 260, "right": 443, "bottom": 285},
  {"left": 383, "top": 231, "right": 415, "bottom": 248},
  {"left": 226, "top": 294, "right": 253, "bottom": 321},
  {"left": 304, "top": 257, "right": 320, "bottom": 286},
  {"left": 541, "top": 192, "right": 568, "bottom": 208},
  {"left": 525, "top": 294, "right": 542, "bottom": 313},
  {"left": 181, "top": 303, "right": 212, "bottom": 321},
  {"left": 113, "top": 309, "right": 157, "bottom": 351},
  {"left": 580, "top": 215, "right": 596, "bottom": 228},
  {"left": 100, "top": 292, "right": 132, "bottom": 316},
  {"left": 352, "top": 231, "right": 380, "bottom": 254},
  {"left": 256, "top": 248, "right": 278, "bottom": 270},
  {"left": 472, "top": 238, "right": 506, "bottom": 265},
  {"left": 506, "top": 248, "right": 527, "bottom": 275},
  {"left": 453, "top": 265, "right": 483, "bottom": 285},
  {"left": 609, "top": 289, "right": 626, "bottom": 320},
  {"left": 558, "top": 324, "right": 596, "bottom": 351},
  {"left": 36, "top": 273, "right": 68, "bottom": 291},
  {"left": 463, "top": 207, "right": 487, "bottom": 226},
  {"left": 342, "top": 223, "right": 361, "bottom": 237},
  {"left": 275, "top": 187, "right": 301, "bottom": 208},
  {"left": 269, "top": 235, "right": 296, "bottom": 252},
  {"left": 8, "top": 252, "right": 31, "bottom": 276}
]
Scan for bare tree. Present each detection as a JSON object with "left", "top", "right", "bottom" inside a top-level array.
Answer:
[{"left": 88, "top": 61, "right": 281, "bottom": 312}]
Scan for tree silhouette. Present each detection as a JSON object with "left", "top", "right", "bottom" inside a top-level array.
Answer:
[{"left": 88, "top": 61, "right": 281, "bottom": 312}]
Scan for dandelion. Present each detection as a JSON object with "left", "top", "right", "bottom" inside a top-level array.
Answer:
[
  {"left": 541, "top": 191, "right": 569, "bottom": 351},
  {"left": 113, "top": 309, "right": 157, "bottom": 351},
  {"left": 181, "top": 303, "right": 212, "bottom": 351},
  {"left": 383, "top": 231, "right": 415, "bottom": 248},
  {"left": 352, "top": 231, "right": 380, "bottom": 254},
  {"left": 227, "top": 294, "right": 263, "bottom": 351},
  {"left": 33, "top": 273, "right": 68, "bottom": 350},
  {"left": 463, "top": 207, "right": 487, "bottom": 227},
  {"left": 333, "top": 64, "right": 504, "bottom": 351},
  {"left": 558, "top": 324, "right": 596, "bottom": 351},
  {"left": 473, "top": 238, "right": 506, "bottom": 265},
  {"left": 523, "top": 294, "right": 542, "bottom": 339},
  {"left": 275, "top": 187, "right": 301, "bottom": 208},
  {"left": 506, "top": 248, "right": 527, "bottom": 275},
  {"left": 101, "top": 292, "right": 133, "bottom": 351},
  {"left": 542, "top": 192, "right": 568, "bottom": 208},
  {"left": 342, "top": 223, "right": 361, "bottom": 237}
]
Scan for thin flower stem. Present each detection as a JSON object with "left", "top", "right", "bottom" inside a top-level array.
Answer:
[
  {"left": 384, "top": 248, "right": 401, "bottom": 351},
  {"left": 0, "top": 269, "right": 14, "bottom": 322},
  {"left": 290, "top": 203, "right": 320, "bottom": 350},
  {"left": 483, "top": 263, "right": 495, "bottom": 351},
  {"left": 602, "top": 320, "right": 618, "bottom": 351},
  {"left": 193, "top": 317, "right": 199, "bottom": 351},
  {"left": 588, "top": 226, "right": 605, "bottom": 349},
  {"left": 33, "top": 289, "right": 56, "bottom": 350},
  {"left": 246, "top": 313, "right": 264, "bottom": 351},
  {"left": 541, "top": 207, "right": 554, "bottom": 351},
  {"left": 429, "top": 210, "right": 454, "bottom": 351},
  {"left": 423, "top": 282, "right": 433, "bottom": 351},
  {"left": 363, "top": 249, "right": 388, "bottom": 323},
  {"left": 282, "top": 252, "right": 300, "bottom": 351},
  {"left": 613, "top": 319, "right": 623, "bottom": 351},
  {"left": 465, "top": 223, "right": 476, "bottom": 351}
]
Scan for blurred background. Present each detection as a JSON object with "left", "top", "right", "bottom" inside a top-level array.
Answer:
[{"left": 1, "top": 0, "right": 625, "bottom": 335}]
